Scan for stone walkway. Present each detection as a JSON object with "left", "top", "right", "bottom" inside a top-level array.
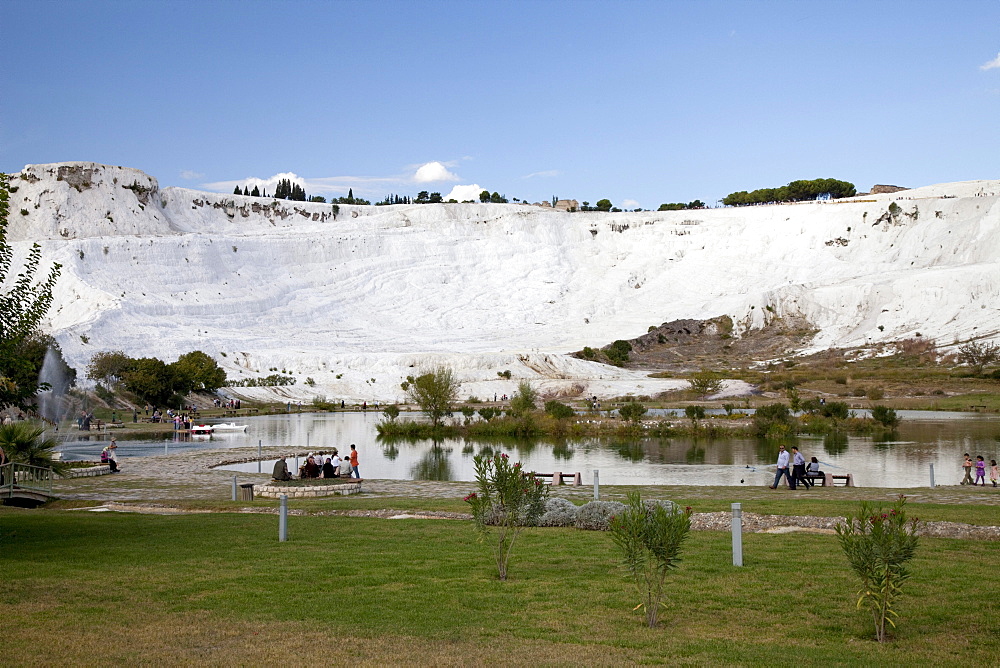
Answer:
[
  {"left": 49, "top": 446, "right": 1000, "bottom": 540},
  {"left": 53, "top": 445, "right": 1000, "bottom": 506}
]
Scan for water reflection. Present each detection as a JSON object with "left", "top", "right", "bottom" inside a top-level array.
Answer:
[
  {"left": 823, "top": 432, "right": 849, "bottom": 455},
  {"left": 55, "top": 410, "right": 1000, "bottom": 488},
  {"left": 410, "top": 442, "right": 453, "bottom": 481}
]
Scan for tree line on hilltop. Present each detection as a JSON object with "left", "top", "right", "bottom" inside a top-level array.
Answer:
[
  {"left": 722, "top": 179, "right": 856, "bottom": 207},
  {"left": 232, "top": 181, "right": 371, "bottom": 205}
]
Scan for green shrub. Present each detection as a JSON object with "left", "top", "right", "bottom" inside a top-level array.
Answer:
[
  {"left": 836, "top": 495, "right": 919, "bottom": 643},
  {"left": 752, "top": 403, "right": 796, "bottom": 438},
  {"left": 464, "top": 453, "right": 548, "bottom": 581},
  {"left": 544, "top": 400, "right": 575, "bottom": 420},
  {"left": 619, "top": 402, "right": 647, "bottom": 423},
  {"left": 610, "top": 491, "right": 692, "bottom": 628},
  {"left": 684, "top": 405, "right": 705, "bottom": 422},
  {"left": 606, "top": 340, "right": 632, "bottom": 366},
  {"left": 870, "top": 405, "right": 900, "bottom": 428}
]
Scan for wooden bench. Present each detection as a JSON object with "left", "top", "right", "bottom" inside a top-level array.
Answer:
[
  {"left": 807, "top": 473, "right": 855, "bottom": 487},
  {"left": 531, "top": 472, "right": 582, "bottom": 486}
]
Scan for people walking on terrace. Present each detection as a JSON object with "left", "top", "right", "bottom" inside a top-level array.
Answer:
[
  {"left": 974, "top": 456, "right": 986, "bottom": 486},
  {"left": 961, "top": 453, "right": 974, "bottom": 485},
  {"left": 770, "top": 445, "right": 792, "bottom": 489},
  {"left": 791, "top": 446, "right": 810, "bottom": 489}
]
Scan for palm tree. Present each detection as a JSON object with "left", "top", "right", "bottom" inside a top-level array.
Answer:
[{"left": 0, "top": 421, "right": 68, "bottom": 475}]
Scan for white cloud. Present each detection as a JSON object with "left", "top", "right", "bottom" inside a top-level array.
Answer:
[
  {"left": 522, "top": 169, "right": 561, "bottom": 179},
  {"left": 444, "top": 184, "right": 485, "bottom": 202},
  {"left": 180, "top": 170, "right": 204, "bottom": 180},
  {"left": 621, "top": 199, "right": 640, "bottom": 209},
  {"left": 981, "top": 52, "right": 1000, "bottom": 70},
  {"left": 413, "top": 161, "right": 460, "bottom": 183}
]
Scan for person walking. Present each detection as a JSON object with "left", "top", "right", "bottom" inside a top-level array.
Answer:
[
  {"left": 961, "top": 453, "right": 974, "bottom": 485},
  {"left": 349, "top": 444, "right": 360, "bottom": 479},
  {"left": 990, "top": 460, "right": 998, "bottom": 488},
  {"left": 974, "top": 456, "right": 987, "bottom": 486},
  {"left": 770, "top": 445, "right": 792, "bottom": 489},
  {"left": 791, "top": 446, "right": 810, "bottom": 489}
]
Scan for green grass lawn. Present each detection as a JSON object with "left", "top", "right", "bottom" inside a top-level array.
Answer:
[{"left": 1, "top": 507, "right": 997, "bottom": 665}]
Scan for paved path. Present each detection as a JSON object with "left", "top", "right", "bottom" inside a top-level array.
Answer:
[{"left": 52, "top": 445, "right": 1000, "bottom": 507}]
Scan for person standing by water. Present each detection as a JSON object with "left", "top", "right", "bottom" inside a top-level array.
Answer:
[
  {"left": 0, "top": 445, "right": 8, "bottom": 486},
  {"left": 961, "top": 454, "right": 974, "bottom": 485},
  {"left": 349, "top": 444, "right": 360, "bottom": 478},
  {"left": 990, "top": 460, "right": 998, "bottom": 488},
  {"left": 770, "top": 445, "right": 792, "bottom": 489}
]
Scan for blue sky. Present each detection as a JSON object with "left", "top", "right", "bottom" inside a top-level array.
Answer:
[{"left": 3, "top": 0, "right": 999, "bottom": 208}]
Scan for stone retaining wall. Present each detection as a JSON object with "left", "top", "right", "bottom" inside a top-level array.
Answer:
[
  {"left": 64, "top": 465, "right": 112, "bottom": 478},
  {"left": 254, "top": 481, "right": 362, "bottom": 498}
]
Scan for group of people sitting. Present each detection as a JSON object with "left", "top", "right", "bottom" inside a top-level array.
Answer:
[{"left": 271, "top": 446, "right": 358, "bottom": 481}]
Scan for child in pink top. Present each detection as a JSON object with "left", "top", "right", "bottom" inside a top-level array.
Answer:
[
  {"left": 974, "top": 456, "right": 986, "bottom": 486},
  {"left": 990, "top": 460, "right": 998, "bottom": 488}
]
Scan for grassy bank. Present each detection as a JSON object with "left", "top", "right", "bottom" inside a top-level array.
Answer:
[{"left": 1, "top": 507, "right": 996, "bottom": 665}]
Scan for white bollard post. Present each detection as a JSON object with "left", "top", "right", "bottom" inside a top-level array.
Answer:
[
  {"left": 231, "top": 475, "right": 237, "bottom": 501},
  {"left": 593, "top": 470, "right": 600, "bottom": 500},
  {"left": 929, "top": 463, "right": 935, "bottom": 488},
  {"left": 731, "top": 502, "right": 743, "bottom": 567},
  {"left": 279, "top": 494, "right": 288, "bottom": 542},
  {"left": 258, "top": 440, "right": 262, "bottom": 473}
]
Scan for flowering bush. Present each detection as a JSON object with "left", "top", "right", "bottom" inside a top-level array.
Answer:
[
  {"left": 609, "top": 491, "right": 691, "bottom": 628},
  {"left": 464, "top": 452, "right": 548, "bottom": 580},
  {"left": 836, "top": 495, "right": 919, "bottom": 642}
]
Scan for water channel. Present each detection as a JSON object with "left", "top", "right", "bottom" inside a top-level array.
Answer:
[{"left": 54, "top": 410, "right": 1000, "bottom": 488}]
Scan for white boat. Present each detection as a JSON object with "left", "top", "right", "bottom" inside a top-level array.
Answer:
[
  {"left": 190, "top": 424, "right": 214, "bottom": 434},
  {"left": 210, "top": 423, "right": 248, "bottom": 432}
]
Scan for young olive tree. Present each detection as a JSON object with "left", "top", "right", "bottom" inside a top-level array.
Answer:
[
  {"left": 401, "top": 366, "right": 459, "bottom": 428},
  {"left": 957, "top": 340, "right": 999, "bottom": 375},
  {"left": 688, "top": 368, "right": 723, "bottom": 397},
  {"left": 836, "top": 495, "right": 919, "bottom": 643},
  {"left": 509, "top": 380, "right": 537, "bottom": 416},
  {"left": 464, "top": 452, "right": 548, "bottom": 581},
  {"left": 609, "top": 491, "right": 692, "bottom": 627}
]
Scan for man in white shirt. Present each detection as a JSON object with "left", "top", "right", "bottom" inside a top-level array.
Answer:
[
  {"left": 769, "top": 445, "right": 792, "bottom": 489},
  {"left": 330, "top": 452, "right": 342, "bottom": 478}
]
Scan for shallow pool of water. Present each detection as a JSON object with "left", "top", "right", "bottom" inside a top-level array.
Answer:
[{"left": 55, "top": 410, "right": 1000, "bottom": 487}]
